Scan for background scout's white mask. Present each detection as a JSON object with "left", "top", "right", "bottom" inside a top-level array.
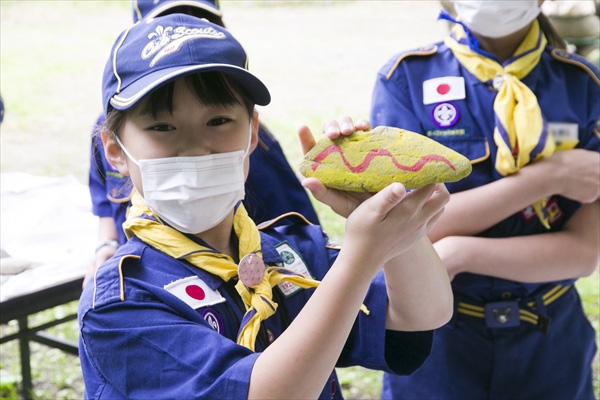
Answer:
[
  {"left": 452, "top": 0, "right": 541, "bottom": 39},
  {"left": 115, "top": 124, "right": 252, "bottom": 234}
]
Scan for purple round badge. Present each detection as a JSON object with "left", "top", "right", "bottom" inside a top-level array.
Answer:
[
  {"left": 202, "top": 308, "right": 224, "bottom": 335},
  {"left": 238, "top": 253, "right": 265, "bottom": 287},
  {"left": 431, "top": 102, "right": 460, "bottom": 128}
]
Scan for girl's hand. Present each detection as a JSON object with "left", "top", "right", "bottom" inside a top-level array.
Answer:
[
  {"left": 297, "top": 116, "right": 373, "bottom": 218},
  {"left": 298, "top": 116, "right": 371, "bottom": 155},
  {"left": 343, "top": 183, "right": 449, "bottom": 269},
  {"left": 544, "top": 149, "right": 600, "bottom": 203},
  {"left": 322, "top": 116, "right": 371, "bottom": 140}
]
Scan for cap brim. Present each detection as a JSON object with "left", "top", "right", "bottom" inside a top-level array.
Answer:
[{"left": 109, "top": 64, "right": 271, "bottom": 110}]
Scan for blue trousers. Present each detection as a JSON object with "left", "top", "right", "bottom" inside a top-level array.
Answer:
[{"left": 381, "top": 287, "right": 597, "bottom": 400}]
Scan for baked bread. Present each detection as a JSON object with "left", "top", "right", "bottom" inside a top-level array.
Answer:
[{"left": 299, "top": 126, "right": 472, "bottom": 192}]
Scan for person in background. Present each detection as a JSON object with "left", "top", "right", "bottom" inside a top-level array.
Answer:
[
  {"left": 85, "top": 0, "right": 319, "bottom": 287},
  {"left": 541, "top": 0, "right": 599, "bottom": 66},
  {"left": 371, "top": 1, "right": 599, "bottom": 399},
  {"left": 78, "top": 14, "right": 453, "bottom": 398},
  {"left": 0, "top": 94, "right": 4, "bottom": 125}
]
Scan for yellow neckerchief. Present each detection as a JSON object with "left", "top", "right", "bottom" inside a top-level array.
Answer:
[
  {"left": 445, "top": 20, "right": 555, "bottom": 228},
  {"left": 123, "top": 191, "right": 321, "bottom": 351}
]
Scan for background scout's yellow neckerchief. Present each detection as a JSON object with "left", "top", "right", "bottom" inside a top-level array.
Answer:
[
  {"left": 445, "top": 20, "right": 555, "bottom": 228},
  {"left": 123, "top": 191, "right": 320, "bottom": 351}
]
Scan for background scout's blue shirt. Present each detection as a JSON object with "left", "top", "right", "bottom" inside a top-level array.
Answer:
[
  {"left": 88, "top": 116, "right": 320, "bottom": 245},
  {"left": 371, "top": 42, "right": 600, "bottom": 302},
  {"left": 78, "top": 214, "right": 433, "bottom": 399}
]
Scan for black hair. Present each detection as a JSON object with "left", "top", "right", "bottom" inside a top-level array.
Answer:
[
  {"left": 159, "top": 6, "right": 225, "bottom": 28},
  {"left": 103, "top": 71, "right": 255, "bottom": 136}
]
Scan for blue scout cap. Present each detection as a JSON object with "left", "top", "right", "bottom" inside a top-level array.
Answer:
[
  {"left": 132, "top": 0, "right": 222, "bottom": 22},
  {"left": 102, "top": 14, "right": 270, "bottom": 114}
]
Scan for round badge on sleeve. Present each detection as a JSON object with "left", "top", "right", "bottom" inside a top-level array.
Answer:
[
  {"left": 238, "top": 253, "right": 266, "bottom": 287},
  {"left": 431, "top": 102, "right": 460, "bottom": 128}
]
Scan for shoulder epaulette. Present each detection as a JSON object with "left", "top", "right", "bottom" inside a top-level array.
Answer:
[
  {"left": 92, "top": 254, "right": 141, "bottom": 307},
  {"left": 550, "top": 49, "right": 600, "bottom": 86},
  {"left": 257, "top": 212, "right": 313, "bottom": 231},
  {"left": 386, "top": 45, "right": 438, "bottom": 80}
]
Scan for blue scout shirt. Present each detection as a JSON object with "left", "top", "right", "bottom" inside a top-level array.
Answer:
[
  {"left": 88, "top": 117, "right": 320, "bottom": 246},
  {"left": 371, "top": 43, "right": 600, "bottom": 302},
  {"left": 78, "top": 213, "right": 433, "bottom": 399},
  {"left": 373, "top": 41, "right": 599, "bottom": 400}
]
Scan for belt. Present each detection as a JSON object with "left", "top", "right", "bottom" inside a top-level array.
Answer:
[{"left": 456, "top": 284, "right": 572, "bottom": 333}]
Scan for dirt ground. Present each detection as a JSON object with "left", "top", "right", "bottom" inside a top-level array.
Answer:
[{"left": 0, "top": 0, "right": 448, "bottom": 184}]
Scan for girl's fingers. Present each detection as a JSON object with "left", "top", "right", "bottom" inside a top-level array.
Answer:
[
  {"left": 323, "top": 120, "right": 343, "bottom": 140},
  {"left": 302, "top": 178, "right": 368, "bottom": 218},
  {"left": 301, "top": 177, "right": 328, "bottom": 200},
  {"left": 369, "top": 182, "right": 407, "bottom": 217},
  {"left": 336, "top": 115, "right": 355, "bottom": 136},
  {"left": 402, "top": 184, "right": 437, "bottom": 209},
  {"left": 298, "top": 124, "right": 317, "bottom": 156},
  {"left": 354, "top": 118, "right": 372, "bottom": 132},
  {"left": 302, "top": 178, "right": 352, "bottom": 217}
]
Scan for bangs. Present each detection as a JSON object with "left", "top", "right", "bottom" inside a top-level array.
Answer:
[
  {"left": 103, "top": 71, "right": 256, "bottom": 137},
  {"left": 139, "top": 72, "right": 255, "bottom": 118}
]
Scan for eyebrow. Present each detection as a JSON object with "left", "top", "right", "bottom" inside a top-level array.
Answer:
[{"left": 130, "top": 102, "right": 170, "bottom": 120}]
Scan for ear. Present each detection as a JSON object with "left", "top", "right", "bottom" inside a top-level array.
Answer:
[
  {"left": 249, "top": 111, "right": 260, "bottom": 154},
  {"left": 102, "top": 130, "right": 130, "bottom": 176}
]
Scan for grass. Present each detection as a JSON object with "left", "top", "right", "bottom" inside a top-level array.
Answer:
[
  {"left": 0, "top": 302, "right": 82, "bottom": 399},
  {"left": 0, "top": 1, "right": 598, "bottom": 399}
]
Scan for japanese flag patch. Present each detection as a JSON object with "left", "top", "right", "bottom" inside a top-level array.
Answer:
[
  {"left": 423, "top": 76, "right": 466, "bottom": 105},
  {"left": 164, "top": 276, "right": 226, "bottom": 309}
]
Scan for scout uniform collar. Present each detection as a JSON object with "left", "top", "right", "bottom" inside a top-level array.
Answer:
[{"left": 123, "top": 191, "right": 320, "bottom": 351}]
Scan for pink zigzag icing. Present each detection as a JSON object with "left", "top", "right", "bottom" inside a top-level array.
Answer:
[{"left": 311, "top": 144, "right": 456, "bottom": 173}]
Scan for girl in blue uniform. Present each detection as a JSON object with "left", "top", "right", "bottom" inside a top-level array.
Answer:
[
  {"left": 78, "top": 14, "right": 454, "bottom": 399},
  {"left": 372, "top": 1, "right": 600, "bottom": 399},
  {"left": 86, "top": 0, "right": 320, "bottom": 287}
]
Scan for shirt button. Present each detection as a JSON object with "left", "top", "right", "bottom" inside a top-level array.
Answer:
[{"left": 501, "top": 291, "right": 512, "bottom": 299}]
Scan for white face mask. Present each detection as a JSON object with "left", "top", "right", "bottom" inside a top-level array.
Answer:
[
  {"left": 452, "top": 1, "right": 541, "bottom": 39},
  {"left": 115, "top": 123, "right": 252, "bottom": 234}
]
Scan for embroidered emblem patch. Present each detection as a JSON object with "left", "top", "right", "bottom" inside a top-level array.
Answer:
[
  {"left": 423, "top": 76, "right": 466, "bottom": 105},
  {"left": 275, "top": 241, "right": 313, "bottom": 297},
  {"left": 431, "top": 102, "right": 460, "bottom": 128},
  {"left": 142, "top": 25, "right": 226, "bottom": 67},
  {"left": 164, "top": 276, "right": 226, "bottom": 309},
  {"left": 201, "top": 308, "right": 224, "bottom": 335},
  {"left": 521, "top": 197, "right": 562, "bottom": 225}
]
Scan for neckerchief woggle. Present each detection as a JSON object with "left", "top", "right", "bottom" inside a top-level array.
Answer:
[
  {"left": 441, "top": 12, "right": 556, "bottom": 228},
  {"left": 123, "top": 191, "right": 367, "bottom": 351}
]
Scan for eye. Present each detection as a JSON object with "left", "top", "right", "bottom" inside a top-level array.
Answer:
[
  {"left": 207, "top": 117, "right": 231, "bottom": 127},
  {"left": 149, "top": 124, "right": 176, "bottom": 132}
]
